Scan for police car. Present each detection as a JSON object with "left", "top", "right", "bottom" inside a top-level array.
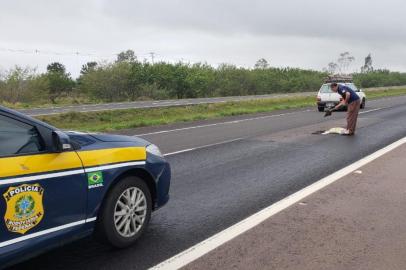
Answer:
[
  {"left": 0, "top": 106, "right": 171, "bottom": 266},
  {"left": 316, "top": 75, "right": 366, "bottom": 112}
]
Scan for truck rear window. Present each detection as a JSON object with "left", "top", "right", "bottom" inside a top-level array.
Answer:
[{"left": 319, "top": 84, "right": 332, "bottom": 93}]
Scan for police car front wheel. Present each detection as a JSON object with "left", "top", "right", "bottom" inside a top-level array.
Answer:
[{"left": 97, "top": 176, "right": 152, "bottom": 248}]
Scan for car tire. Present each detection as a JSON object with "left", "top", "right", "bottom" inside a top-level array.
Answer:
[
  {"left": 96, "top": 176, "right": 152, "bottom": 248},
  {"left": 318, "top": 106, "right": 324, "bottom": 112},
  {"left": 360, "top": 98, "right": 366, "bottom": 109}
]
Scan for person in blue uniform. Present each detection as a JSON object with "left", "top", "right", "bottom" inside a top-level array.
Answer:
[{"left": 330, "top": 83, "right": 360, "bottom": 135}]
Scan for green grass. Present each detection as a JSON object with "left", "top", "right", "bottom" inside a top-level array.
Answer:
[
  {"left": 36, "top": 88, "right": 406, "bottom": 132},
  {"left": 364, "top": 88, "right": 406, "bottom": 99},
  {"left": 37, "top": 97, "right": 315, "bottom": 132}
]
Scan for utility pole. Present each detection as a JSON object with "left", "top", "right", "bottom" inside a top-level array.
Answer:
[{"left": 149, "top": 52, "right": 155, "bottom": 64}]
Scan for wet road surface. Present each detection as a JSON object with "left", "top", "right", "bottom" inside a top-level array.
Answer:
[{"left": 11, "top": 95, "right": 406, "bottom": 270}]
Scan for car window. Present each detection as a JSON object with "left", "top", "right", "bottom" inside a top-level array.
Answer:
[
  {"left": 319, "top": 84, "right": 332, "bottom": 93},
  {"left": 345, "top": 83, "right": 359, "bottom": 91},
  {"left": 0, "top": 115, "right": 44, "bottom": 157}
]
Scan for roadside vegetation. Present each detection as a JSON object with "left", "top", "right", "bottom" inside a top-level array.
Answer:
[
  {"left": 364, "top": 88, "right": 406, "bottom": 99},
  {"left": 36, "top": 88, "right": 406, "bottom": 132},
  {"left": 2, "top": 50, "right": 406, "bottom": 109}
]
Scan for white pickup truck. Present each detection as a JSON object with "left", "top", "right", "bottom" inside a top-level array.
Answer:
[{"left": 316, "top": 82, "right": 366, "bottom": 112}]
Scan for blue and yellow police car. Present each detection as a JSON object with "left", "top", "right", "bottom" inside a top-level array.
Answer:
[{"left": 0, "top": 106, "right": 171, "bottom": 266}]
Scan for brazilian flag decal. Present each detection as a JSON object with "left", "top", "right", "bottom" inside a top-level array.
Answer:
[{"left": 87, "top": 171, "right": 104, "bottom": 189}]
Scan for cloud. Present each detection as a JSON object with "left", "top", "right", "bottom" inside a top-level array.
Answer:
[
  {"left": 0, "top": 0, "right": 405, "bottom": 76},
  {"left": 102, "top": 0, "right": 406, "bottom": 43}
]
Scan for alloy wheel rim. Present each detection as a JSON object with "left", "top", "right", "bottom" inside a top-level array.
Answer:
[{"left": 114, "top": 187, "right": 147, "bottom": 237}]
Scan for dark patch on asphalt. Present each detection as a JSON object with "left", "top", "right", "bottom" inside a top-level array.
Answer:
[{"left": 312, "top": 130, "right": 326, "bottom": 134}]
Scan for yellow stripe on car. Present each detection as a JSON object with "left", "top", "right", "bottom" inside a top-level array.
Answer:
[
  {"left": 0, "top": 147, "right": 146, "bottom": 179},
  {"left": 0, "top": 152, "right": 83, "bottom": 179},
  {"left": 77, "top": 147, "right": 146, "bottom": 167}
]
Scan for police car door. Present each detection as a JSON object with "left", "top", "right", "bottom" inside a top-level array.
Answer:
[{"left": 0, "top": 113, "right": 87, "bottom": 252}]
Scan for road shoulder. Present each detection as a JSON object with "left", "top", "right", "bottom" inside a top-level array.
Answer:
[{"left": 183, "top": 142, "right": 406, "bottom": 270}]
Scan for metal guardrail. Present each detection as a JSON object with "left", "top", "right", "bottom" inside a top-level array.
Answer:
[
  {"left": 361, "top": 85, "right": 406, "bottom": 91},
  {"left": 13, "top": 85, "right": 406, "bottom": 116}
]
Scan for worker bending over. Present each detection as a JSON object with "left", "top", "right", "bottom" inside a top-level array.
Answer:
[{"left": 329, "top": 83, "right": 361, "bottom": 135}]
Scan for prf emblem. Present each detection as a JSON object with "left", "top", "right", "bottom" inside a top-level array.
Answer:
[{"left": 3, "top": 184, "right": 44, "bottom": 234}]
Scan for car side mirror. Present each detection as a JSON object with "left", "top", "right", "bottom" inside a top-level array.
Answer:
[{"left": 52, "top": 131, "right": 72, "bottom": 152}]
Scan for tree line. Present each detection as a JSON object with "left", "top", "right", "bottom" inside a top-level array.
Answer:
[{"left": 1, "top": 50, "right": 406, "bottom": 105}]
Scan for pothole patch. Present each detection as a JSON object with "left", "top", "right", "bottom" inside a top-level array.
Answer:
[{"left": 311, "top": 130, "right": 325, "bottom": 135}]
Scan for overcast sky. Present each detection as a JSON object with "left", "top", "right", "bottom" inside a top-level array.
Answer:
[{"left": 1, "top": 0, "right": 405, "bottom": 77}]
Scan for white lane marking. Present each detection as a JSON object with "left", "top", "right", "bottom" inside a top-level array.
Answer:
[
  {"left": 134, "top": 105, "right": 390, "bottom": 138},
  {"left": 0, "top": 218, "right": 97, "bottom": 248},
  {"left": 159, "top": 106, "right": 386, "bottom": 156},
  {"left": 163, "top": 138, "right": 244, "bottom": 156},
  {"left": 135, "top": 110, "right": 311, "bottom": 136},
  {"left": 360, "top": 107, "right": 385, "bottom": 114},
  {"left": 150, "top": 136, "right": 406, "bottom": 270},
  {"left": 164, "top": 148, "right": 195, "bottom": 156},
  {"left": 146, "top": 104, "right": 390, "bottom": 138}
]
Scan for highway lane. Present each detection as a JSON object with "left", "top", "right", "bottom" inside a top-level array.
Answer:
[
  {"left": 11, "top": 96, "right": 406, "bottom": 270},
  {"left": 17, "top": 85, "right": 405, "bottom": 116},
  {"left": 128, "top": 95, "right": 406, "bottom": 153}
]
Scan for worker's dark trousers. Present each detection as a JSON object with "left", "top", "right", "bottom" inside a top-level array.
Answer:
[{"left": 347, "top": 100, "right": 361, "bottom": 134}]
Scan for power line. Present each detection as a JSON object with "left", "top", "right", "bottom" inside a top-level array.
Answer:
[
  {"left": 0, "top": 47, "right": 231, "bottom": 67},
  {"left": 0, "top": 47, "right": 170, "bottom": 64},
  {"left": 0, "top": 47, "right": 118, "bottom": 58}
]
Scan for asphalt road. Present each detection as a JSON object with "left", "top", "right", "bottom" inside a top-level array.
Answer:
[{"left": 11, "top": 95, "right": 406, "bottom": 270}]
